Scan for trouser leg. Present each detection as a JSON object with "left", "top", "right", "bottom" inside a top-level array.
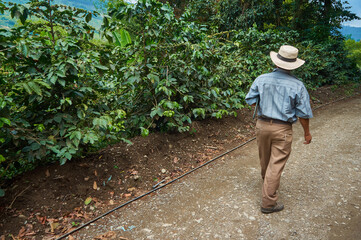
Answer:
[
  {"left": 256, "top": 120, "right": 271, "bottom": 180},
  {"left": 256, "top": 120, "right": 293, "bottom": 208}
]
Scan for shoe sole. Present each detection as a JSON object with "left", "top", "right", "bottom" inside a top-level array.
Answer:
[{"left": 261, "top": 206, "right": 284, "bottom": 214}]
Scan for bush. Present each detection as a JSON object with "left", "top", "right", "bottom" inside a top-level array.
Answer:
[
  {"left": 0, "top": 0, "right": 127, "bottom": 180},
  {"left": 345, "top": 39, "right": 361, "bottom": 69},
  {"left": 0, "top": 0, "right": 359, "bottom": 182}
]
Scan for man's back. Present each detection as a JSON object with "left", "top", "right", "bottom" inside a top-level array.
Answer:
[{"left": 246, "top": 68, "right": 313, "bottom": 123}]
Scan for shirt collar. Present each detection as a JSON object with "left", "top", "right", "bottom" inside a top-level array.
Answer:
[{"left": 274, "top": 68, "right": 291, "bottom": 74}]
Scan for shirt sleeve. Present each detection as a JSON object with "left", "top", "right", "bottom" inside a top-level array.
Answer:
[
  {"left": 295, "top": 86, "right": 313, "bottom": 119},
  {"left": 245, "top": 79, "right": 259, "bottom": 106}
]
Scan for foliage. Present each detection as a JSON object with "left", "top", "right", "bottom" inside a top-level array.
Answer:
[
  {"left": 0, "top": 0, "right": 360, "bottom": 183},
  {"left": 102, "top": 0, "right": 253, "bottom": 135},
  {"left": 345, "top": 39, "right": 361, "bottom": 69},
  {"left": 0, "top": 0, "right": 127, "bottom": 180},
  {"left": 168, "top": 0, "right": 360, "bottom": 42}
]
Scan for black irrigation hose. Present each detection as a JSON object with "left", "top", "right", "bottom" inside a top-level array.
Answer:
[
  {"left": 56, "top": 92, "right": 360, "bottom": 240},
  {"left": 56, "top": 137, "right": 256, "bottom": 239}
]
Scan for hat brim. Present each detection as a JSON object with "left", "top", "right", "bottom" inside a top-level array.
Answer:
[{"left": 270, "top": 51, "right": 305, "bottom": 70}]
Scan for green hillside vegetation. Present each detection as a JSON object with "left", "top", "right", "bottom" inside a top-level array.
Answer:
[
  {"left": 0, "top": 0, "right": 102, "bottom": 28},
  {"left": 8, "top": 0, "right": 95, "bottom": 10},
  {"left": 345, "top": 39, "right": 361, "bottom": 69},
  {"left": 0, "top": 0, "right": 360, "bottom": 186}
]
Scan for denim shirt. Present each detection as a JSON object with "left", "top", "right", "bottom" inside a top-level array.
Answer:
[{"left": 245, "top": 68, "right": 313, "bottom": 123}]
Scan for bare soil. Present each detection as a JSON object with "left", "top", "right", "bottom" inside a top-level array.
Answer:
[{"left": 0, "top": 84, "right": 359, "bottom": 239}]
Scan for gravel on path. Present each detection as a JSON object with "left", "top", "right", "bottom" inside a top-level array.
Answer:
[{"left": 72, "top": 96, "right": 361, "bottom": 240}]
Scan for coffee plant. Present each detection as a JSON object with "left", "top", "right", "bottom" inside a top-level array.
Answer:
[{"left": 0, "top": 0, "right": 359, "bottom": 183}]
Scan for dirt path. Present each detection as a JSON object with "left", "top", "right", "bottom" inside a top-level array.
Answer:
[{"left": 70, "top": 96, "right": 360, "bottom": 239}]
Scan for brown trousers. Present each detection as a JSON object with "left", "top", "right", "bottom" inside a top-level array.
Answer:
[{"left": 256, "top": 119, "right": 293, "bottom": 208}]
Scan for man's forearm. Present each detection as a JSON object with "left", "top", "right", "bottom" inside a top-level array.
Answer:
[
  {"left": 299, "top": 118, "right": 312, "bottom": 144},
  {"left": 299, "top": 118, "right": 310, "bottom": 135}
]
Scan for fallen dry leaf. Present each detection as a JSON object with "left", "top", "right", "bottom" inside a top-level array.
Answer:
[
  {"left": 46, "top": 218, "right": 58, "bottom": 223},
  {"left": 109, "top": 200, "right": 114, "bottom": 205},
  {"left": 124, "top": 193, "right": 132, "bottom": 198},
  {"left": 173, "top": 157, "right": 179, "bottom": 163},
  {"left": 1, "top": 235, "right": 5, "bottom": 240},
  {"left": 18, "top": 226, "right": 26, "bottom": 238},
  {"left": 127, "top": 187, "right": 136, "bottom": 192},
  {"left": 36, "top": 215, "right": 47, "bottom": 225},
  {"left": 130, "top": 170, "right": 138, "bottom": 175},
  {"left": 50, "top": 222, "right": 60, "bottom": 233},
  {"left": 94, "top": 170, "right": 98, "bottom": 176},
  {"left": 18, "top": 224, "right": 36, "bottom": 238},
  {"left": 45, "top": 169, "right": 50, "bottom": 177},
  {"left": 93, "top": 181, "right": 98, "bottom": 190},
  {"left": 94, "top": 231, "right": 117, "bottom": 239}
]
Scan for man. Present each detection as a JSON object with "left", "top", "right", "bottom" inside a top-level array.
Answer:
[{"left": 245, "top": 45, "right": 313, "bottom": 214}]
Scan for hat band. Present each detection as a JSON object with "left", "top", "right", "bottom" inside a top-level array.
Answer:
[{"left": 277, "top": 53, "right": 297, "bottom": 63}]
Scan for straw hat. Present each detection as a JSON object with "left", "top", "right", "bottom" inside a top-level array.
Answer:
[{"left": 270, "top": 45, "right": 305, "bottom": 70}]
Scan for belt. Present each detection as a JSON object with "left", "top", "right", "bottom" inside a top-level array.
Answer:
[{"left": 258, "top": 117, "right": 292, "bottom": 125}]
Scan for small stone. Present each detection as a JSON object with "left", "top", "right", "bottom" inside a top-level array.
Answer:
[{"left": 161, "top": 169, "right": 166, "bottom": 174}]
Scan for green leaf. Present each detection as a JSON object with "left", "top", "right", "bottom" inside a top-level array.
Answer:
[
  {"left": 85, "top": 12, "right": 92, "bottom": 23},
  {"left": 34, "top": 123, "right": 45, "bottom": 132},
  {"left": 94, "top": 64, "right": 109, "bottom": 71},
  {"left": 60, "top": 158, "right": 67, "bottom": 165},
  {"left": 30, "top": 143, "right": 41, "bottom": 151},
  {"left": 85, "top": 197, "right": 92, "bottom": 205},
  {"left": 28, "top": 82, "right": 42, "bottom": 95},
  {"left": 193, "top": 108, "right": 206, "bottom": 119},
  {"left": 50, "top": 75, "right": 58, "bottom": 85},
  {"left": 70, "top": 131, "right": 82, "bottom": 141},
  {"left": 147, "top": 73, "right": 159, "bottom": 83},
  {"left": 121, "top": 138, "right": 133, "bottom": 145},
  {"left": 77, "top": 109, "right": 85, "bottom": 119},
  {"left": 58, "top": 79, "right": 66, "bottom": 87},
  {"left": 18, "top": 41, "right": 28, "bottom": 57},
  {"left": 0, "top": 154, "right": 5, "bottom": 163},
  {"left": 150, "top": 107, "right": 163, "bottom": 118},
  {"left": 20, "top": 8, "right": 28, "bottom": 25},
  {"left": 83, "top": 132, "right": 98, "bottom": 144},
  {"left": 22, "top": 83, "right": 32, "bottom": 94},
  {"left": 0, "top": 118, "right": 11, "bottom": 126},
  {"left": 140, "top": 127, "right": 149, "bottom": 137},
  {"left": 112, "top": 29, "right": 132, "bottom": 48},
  {"left": 64, "top": 152, "right": 72, "bottom": 160},
  {"left": 0, "top": 188, "right": 5, "bottom": 197}
]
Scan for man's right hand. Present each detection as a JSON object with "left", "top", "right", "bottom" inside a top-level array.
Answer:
[
  {"left": 299, "top": 118, "right": 312, "bottom": 144},
  {"left": 304, "top": 133, "right": 312, "bottom": 144}
]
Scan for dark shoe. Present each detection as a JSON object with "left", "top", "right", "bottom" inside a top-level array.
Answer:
[{"left": 261, "top": 203, "right": 284, "bottom": 214}]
